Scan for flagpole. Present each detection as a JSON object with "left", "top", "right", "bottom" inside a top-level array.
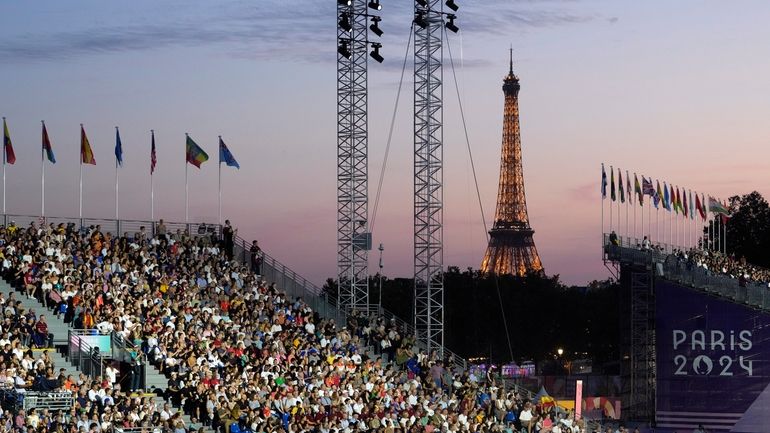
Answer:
[
  {"left": 79, "top": 124, "right": 83, "bottom": 221},
  {"left": 601, "top": 164, "right": 604, "bottom": 259},
  {"left": 41, "top": 121, "right": 45, "bottom": 218},
  {"left": 609, "top": 166, "right": 613, "bottom": 236},
  {"left": 634, "top": 175, "right": 644, "bottom": 243},
  {"left": 151, "top": 130, "right": 155, "bottom": 221},
  {"left": 218, "top": 135, "right": 222, "bottom": 226},
  {"left": 625, "top": 170, "right": 631, "bottom": 243},
  {"left": 115, "top": 127, "right": 119, "bottom": 221},
  {"left": 185, "top": 133, "right": 189, "bottom": 224}
]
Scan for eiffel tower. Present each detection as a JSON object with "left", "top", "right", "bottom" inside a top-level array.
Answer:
[{"left": 480, "top": 51, "right": 544, "bottom": 276}]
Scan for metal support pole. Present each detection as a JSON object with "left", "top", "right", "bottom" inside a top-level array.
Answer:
[
  {"left": 413, "top": 0, "right": 445, "bottom": 355},
  {"left": 337, "top": 0, "right": 372, "bottom": 313}
]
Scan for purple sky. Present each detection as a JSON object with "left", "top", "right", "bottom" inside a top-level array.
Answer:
[{"left": 0, "top": 1, "right": 768, "bottom": 286}]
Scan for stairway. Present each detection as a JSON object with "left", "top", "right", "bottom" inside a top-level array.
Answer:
[
  {"left": 0, "top": 279, "right": 78, "bottom": 378},
  {"left": 0, "top": 278, "right": 210, "bottom": 431}
]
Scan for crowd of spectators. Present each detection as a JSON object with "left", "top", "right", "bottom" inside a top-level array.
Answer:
[
  {"left": 671, "top": 249, "right": 770, "bottom": 287},
  {"left": 0, "top": 220, "right": 586, "bottom": 433},
  {"left": 608, "top": 231, "right": 770, "bottom": 287}
]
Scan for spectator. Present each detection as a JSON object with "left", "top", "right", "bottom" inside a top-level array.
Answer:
[{"left": 250, "top": 240, "right": 262, "bottom": 276}]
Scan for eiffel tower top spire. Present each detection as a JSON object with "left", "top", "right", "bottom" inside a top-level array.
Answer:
[{"left": 480, "top": 51, "right": 543, "bottom": 276}]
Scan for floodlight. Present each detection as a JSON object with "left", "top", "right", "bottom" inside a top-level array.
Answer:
[
  {"left": 445, "top": 14, "right": 459, "bottom": 33},
  {"left": 370, "top": 16, "right": 383, "bottom": 37},
  {"left": 445, "top": 0, "right": 458, "bottom": 11},
  {"left": 414, "top": 12, "right": 428, "bottom": 29},
  {"left": 339, "top": 13, "right": 352, "bottom": 32},
  {"left": 370, "top": 43, "right": 384, "bottom": 63},
  {"left": 338, "top": 40, "right": 351, "bottom": 59},
  {"left": 368, "top": 0, "right": 382, "bottom": 11}
]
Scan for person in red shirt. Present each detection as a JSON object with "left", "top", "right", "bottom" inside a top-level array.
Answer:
[{"left": 34, "top": 314, "right": 52, "bottom": 348}]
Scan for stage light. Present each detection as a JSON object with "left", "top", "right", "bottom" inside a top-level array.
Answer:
[
  {"left": 369, "top": 16, "right": 383, "bottom": 37},
  {"left": 339, "top": 13, "right": 352, "bottom": 32},
  {"left": 414, "top": 12, "right": 428, "bottom": 29},
  {"left": 445, "top": 14, "right": 459, "bottom": 33},
  {"left": 368, "top": 0, "right": 382, "bottom": 11},
  {"left": 445, "top": 0, "right": 458, "bottom": 11},
  {"left": 416, "top": 0, "right": 428, "bottom": 7},
  {"left": 370, "top": 43, "right": 384, "bottom": 63},
  {"left": 338, "top": 0, "right": 351, "bottom": 5},
  {"left": 338, "top": 40, "right": 351, "bottom": 59}
]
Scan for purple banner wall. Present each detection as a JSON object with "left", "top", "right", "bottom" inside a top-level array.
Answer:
[{"left": 656, "top": 281, "right": 770, "bottom": 432}]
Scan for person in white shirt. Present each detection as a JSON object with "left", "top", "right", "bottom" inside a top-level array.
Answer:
[{"left": 105, "top": 365, "right": 118, "bottom": 386}]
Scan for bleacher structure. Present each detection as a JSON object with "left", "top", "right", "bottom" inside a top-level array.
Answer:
[
  {"left": 0, "top": 213, "right": 483, "bottom": 430},
  {"left": 604, "top": 234, "right": 770, "bottom": 426}
]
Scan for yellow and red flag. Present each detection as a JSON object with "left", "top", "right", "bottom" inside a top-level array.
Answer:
[{"left": 80, "top": 124, "right": 96, "bottom": 165}]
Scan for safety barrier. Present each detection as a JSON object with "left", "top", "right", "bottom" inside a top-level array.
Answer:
[{"left": 22, "top": 391, "right": 74, "bottom": 411}]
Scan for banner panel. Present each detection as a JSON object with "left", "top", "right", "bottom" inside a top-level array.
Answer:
[{"left": 656, "top": 281, "right": 770, "bottom": 432}]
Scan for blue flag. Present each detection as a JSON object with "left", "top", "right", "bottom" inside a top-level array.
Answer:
[
  {"left": 601, "top": 163, "right": 607, "bottom": 199},
  {"left": 115, "top": 127, "right": 123, "bottom": 167},
  {"left": 219, "top": 137, "right": 240, "bottom": 169}
]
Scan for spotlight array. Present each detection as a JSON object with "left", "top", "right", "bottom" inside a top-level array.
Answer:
[{"left": 337, "top": 0, "right": 386, "bottom": 63}]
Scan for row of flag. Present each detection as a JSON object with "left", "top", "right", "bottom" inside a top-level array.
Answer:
[
  {"left": 2, "top": 118, "right": 241, "bottom": 173},
  {"left": 601, "top": 163, "right": 731, "bottom": 221}
]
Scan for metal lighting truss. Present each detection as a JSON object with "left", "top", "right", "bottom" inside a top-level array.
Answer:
[
  {"left": 337, "top": 0, "right": 375, "bottom": 313},
  {"left": 413, "top": 0, "right": 445, "bottom": 354}
]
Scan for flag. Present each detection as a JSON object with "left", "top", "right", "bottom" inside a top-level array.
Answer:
[
  {"left": 642, "top": 177, "right": 655, "bottom": 197},
  {"left": 618, "top": 169, "right": 625, "bottom": 203},
  {"left": 634, "top": 173, "right": 642, "bottom": 205},
  {"left": 115, "top": 127, "right": 123, "bottom": 167},
  {"left": 150, "top": 131, "right": 157, "bottom": 174},
  {"left": 695, "top": 193, "right": 706, "bottom": 220},
  {"left": 721, "top": 199, "right": 731, "bottom": 223},
  {"left": 668, "top": 185, "right": 679, "bottom": 213},
  {"left": 219, "top": 137, "right": 240, "bottom": 169},
  {"left": 708, "top": 196, "right": 729, "bottom": 215},
  {"left": 601, "top": 164, "right": 607, "bottom": 199},
  {"left": 689, "top": 190, "right": 694, "bottom": 220},
  {"left": 610, "top": 167, "right": 616, "bottom": 201},
  {"left": 42, "top": 122, "right": 56, "bottom": 163},
  {"left": 626, "top": 171, "right": 632, "bottom": 205},
  {"left": 663, "top": 182, "right": 670, "bottom": 211},
  {"left": 682, "top": 189, "right": 688, "bottom": 217},
  {"left": 185, "top": 135, "right": 209, "bottom": 168},
  {"left": 674, "top": 187, "right": 682, "bottom": 212},
  {"left": 2, "top": 118, "right": 16, "bottom": 165},
  {"left": 80, "top": 125, "right": 96, "bottom": 165},
  {"left": 656, "top": 180, "right": 663, "bottom": 209}
]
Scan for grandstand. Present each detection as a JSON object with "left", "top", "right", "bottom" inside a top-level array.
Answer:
[
  {"left": 0, "top": 215, "right": 562, "bottom": 433},
  {"left": 605, "top": 235, "right": 770, "bottom": 432}
]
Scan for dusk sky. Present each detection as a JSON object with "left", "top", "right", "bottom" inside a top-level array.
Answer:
[{"left": 1, "top": 0, "right": 768, "bottom": 286}]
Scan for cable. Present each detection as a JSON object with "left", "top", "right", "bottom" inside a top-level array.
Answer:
[
  {"left": 445, "top": 27, "right": 515, "bottom": 363},
  {"left": 370, "top": 23, "right": 414, "bottom": 234}
]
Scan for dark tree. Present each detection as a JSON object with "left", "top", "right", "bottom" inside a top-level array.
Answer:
[{"left": 726, "top": 191, "right": 770, "bottom": 267}]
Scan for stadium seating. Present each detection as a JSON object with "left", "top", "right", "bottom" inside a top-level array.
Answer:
[{"left": 0, "top": 221, "right": 583, "bottom": 433}]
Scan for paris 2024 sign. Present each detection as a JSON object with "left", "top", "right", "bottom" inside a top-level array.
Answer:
[{"left": 656, "top": 281, "right": 770, "bottom": 432}]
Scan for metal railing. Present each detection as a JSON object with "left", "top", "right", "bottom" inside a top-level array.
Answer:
[
  {"left": 114, "top": 427, "right": 163, "bottom": 433},
  {"left": 22, "top": 391, "right": 74, "bottom": 411},
  {"left": 604, "top": 234, "right": 770, "bottom": 310},
  {"left": 1, "top": 214, "right": 220, "bottom": 240},
  {"left": 112, "top": 332, "right": 147, "bottom": 391},
  {"left": 232, "top": 236, "right": 468, "bottom": 370},
  {"left": 68, "top": 330, "right": 106, "bottom": 379}
]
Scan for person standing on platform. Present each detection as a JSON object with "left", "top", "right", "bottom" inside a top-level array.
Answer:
[
  {"left": 222, "top": 220, "right": 237, "bottom": 260},
  {"left": 250, "top": 240, "right": 262, "bottom": 276}
]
